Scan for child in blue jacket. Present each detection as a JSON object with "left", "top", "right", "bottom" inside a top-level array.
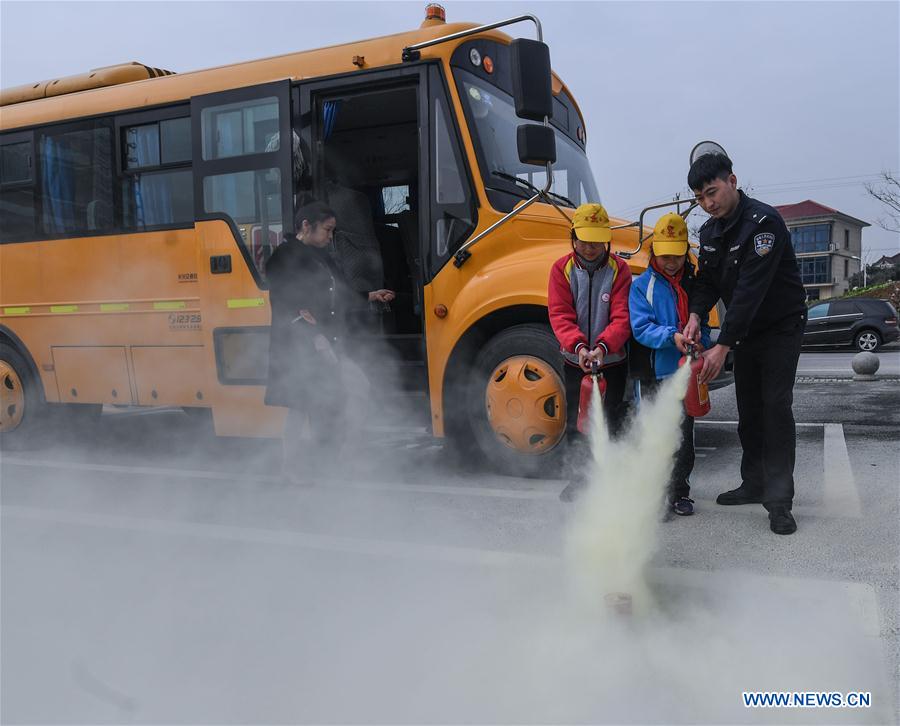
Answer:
[{"left": 630, "top": 213, "right": 711, "bottom": 516}]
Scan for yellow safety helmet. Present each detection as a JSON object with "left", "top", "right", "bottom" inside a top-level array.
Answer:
[
  {"left": 572, "top": 203, "right": 612, "bottom": 244},
  {"left": 651, "top": 213, "right": 689, "bottom": 256}
]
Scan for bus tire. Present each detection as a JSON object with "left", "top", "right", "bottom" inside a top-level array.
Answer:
[
  {"left": 466, "top": 324, "right": 567, "bottom": 477},
  {"left": 0, "top": 343, "right": 45, "bottom": 450}
]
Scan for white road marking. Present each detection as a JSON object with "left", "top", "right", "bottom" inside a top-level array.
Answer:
[
  {"left": 0, "top": 457, "right": 562, "bottom": 501},
  {"left": 822, "top": 423, "right": 862, "bottom": 519},
  {"left": 697, "top": 420, "right": 825, "bottom": 427},
  {"left": 693, "top": 422, "right": 862, "bottom": 519}
]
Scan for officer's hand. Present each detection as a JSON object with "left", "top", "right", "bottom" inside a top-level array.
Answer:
[
  {"left": 673, "top": 332, "right": 690, "bottom": 354},
  {"left": 589, "top": 347, "right": 605, "bottom": 368},
  {"left": 577, "top": 346, "right": 592, "bottom": 372},
  {"left": 368, "top": 289, "right": 395, "bottom": 303},
  {"left": 683, "top": 313, "right": 701, "bottom": 344},
  {"left": 699, "top": 344, "right": 728, "bottom": 385}
]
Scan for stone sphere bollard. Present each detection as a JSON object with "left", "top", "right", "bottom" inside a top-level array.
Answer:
[{"left": 852, "top": 351, "right": 880, "bottom": 381}]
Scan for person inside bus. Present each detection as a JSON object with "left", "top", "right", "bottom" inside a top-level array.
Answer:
[
  {"left": 264, "top": 200, "right": 395, "bottom": 484},
  {"left": 549, "top": 203, "right": 632, "bottom": 503}
]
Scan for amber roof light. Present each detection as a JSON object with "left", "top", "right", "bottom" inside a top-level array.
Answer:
[{"left": 425, "top": 4, "right": 446, "bottom": 22}]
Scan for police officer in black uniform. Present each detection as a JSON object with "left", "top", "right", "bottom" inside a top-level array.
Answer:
[{"left": 682, "top": 153, "right": 807, "bottom": 535}]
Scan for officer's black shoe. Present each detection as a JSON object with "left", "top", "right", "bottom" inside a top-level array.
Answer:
[
  {"left": 716, "top": 485, "right": 764, "bottom": 506},
  {"left": 769, "top": 508, "right": 797, "bottom": 535},
  {"left": 559, "top": 480, "right": 586, "bottom": 503}
]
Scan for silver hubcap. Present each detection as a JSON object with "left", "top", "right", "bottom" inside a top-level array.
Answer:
[{"left": 858, "top": 333, "right": 878, "bottom": 351}]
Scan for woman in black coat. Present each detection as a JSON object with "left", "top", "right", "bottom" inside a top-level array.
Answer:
[{"left": 265, "top": 201, "right": 394, "bottom": 482}]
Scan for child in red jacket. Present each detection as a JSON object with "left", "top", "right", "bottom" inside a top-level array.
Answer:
[{"left": 549, "top": 203, "right": 632, "bottom": 501}]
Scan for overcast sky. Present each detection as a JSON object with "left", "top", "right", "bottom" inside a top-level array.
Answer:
[{"left": 1, "top": 0, "right": 898, "bottom": 258}]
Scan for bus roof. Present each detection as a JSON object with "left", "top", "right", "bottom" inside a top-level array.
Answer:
[{"left": 0, "top": 19, "right": 578, "bottom": 133}]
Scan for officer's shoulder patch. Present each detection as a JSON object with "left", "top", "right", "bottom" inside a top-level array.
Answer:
[{"left": 754, "top": 233, "right": 775, "bottom": 256}]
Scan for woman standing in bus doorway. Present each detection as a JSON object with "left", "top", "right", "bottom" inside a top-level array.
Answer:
[{"left": 265, "top": 201, "right": 395, "bottom": 484}]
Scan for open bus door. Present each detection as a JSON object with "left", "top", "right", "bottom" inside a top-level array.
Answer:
[{"left": 190, "top": 80, "right": 294, "bottom": 436}]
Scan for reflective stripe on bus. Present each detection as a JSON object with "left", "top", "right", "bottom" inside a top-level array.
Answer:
[
  {"left": 100, "top": 303, "right": 130, "bottom": 312},
  {"left": 50, "top": 305, "right": 78, "bottom": 313},
  {"left": 227, "top": 298, "right": 265, "bottom": 309},
  {"left": 152, "top": 301, "right": 186, "bottom": 310},
  {"left": 3, "top": 307, "right": 31, "bottom": 315}
]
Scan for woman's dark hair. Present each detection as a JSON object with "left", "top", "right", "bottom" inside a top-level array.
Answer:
[
  {"left": 687, "top": 153, "right": 733, "bottom": 191},
  {"left": 294, "top": 200, "right": 336, "bottom": 231}
]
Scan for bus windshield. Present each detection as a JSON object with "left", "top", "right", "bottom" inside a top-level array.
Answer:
[{"left": 456, "top": 70, "right": 599, "bottom": 210}]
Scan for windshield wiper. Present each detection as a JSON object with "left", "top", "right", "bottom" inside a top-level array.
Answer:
[
  {"left": 491, "top": 170, "right": 576, "bottom": 208},
  {"left": 484, "top": 184, "right": 531, "bottom": 202}
]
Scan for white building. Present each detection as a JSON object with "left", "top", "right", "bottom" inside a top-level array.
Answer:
[{"left": 775, "top": 200, "right": 870, "bottom": 300}]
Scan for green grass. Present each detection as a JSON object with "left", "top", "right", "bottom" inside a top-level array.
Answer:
[{"left": 809, "top": 280, "right": 899, "bottom": 309}]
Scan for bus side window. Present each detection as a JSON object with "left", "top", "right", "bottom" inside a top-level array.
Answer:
[
  {"left": 0, "top": 137, "right": 35, "bottom": 241},
  {"left": 39, "top": 122, "right": 114, "bottom": 235},
  {"left": 120, "top": 117, "right": 193, "bottom": 229},
  {"left": 429, "top": 68, "right": 476, "bottom": 271}
]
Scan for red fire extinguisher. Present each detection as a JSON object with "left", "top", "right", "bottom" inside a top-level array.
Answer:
[
  {"left": 576, "top": 360, "right": 607, "bottom": 433},
  {"left": 680, "top": 344, "right": 711, "bottom": 418}
]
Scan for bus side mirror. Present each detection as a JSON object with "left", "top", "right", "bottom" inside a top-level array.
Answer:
[
  {"left": 517, "top": 124, "right": 556, "bottom": 166},
  {"left": 510, "top": 38, "right": 553, "bottom": 121}
]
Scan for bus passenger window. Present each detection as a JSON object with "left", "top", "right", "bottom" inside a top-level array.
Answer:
[
  {"left": 121, "top": 118, "right": 193, "bottom": 229},
  {"left": 121, "top": 170, "right": 192, "bottom": 229},
  {"left": 1, "top": 141, "right": 31, "bottom": 184},
  {"left": 0, "top": 140, "right": 35, "bottom": 240},
  {"left": 160, "top": 117, "right": 191, "bottom": 164},
  {"left": 39, "top": 124, "right": 114, "bottom": 235}
]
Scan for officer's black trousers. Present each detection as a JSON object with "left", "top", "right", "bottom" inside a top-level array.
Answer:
[{"left": 732, "top": 322, "right": 804, "bottom": 511}]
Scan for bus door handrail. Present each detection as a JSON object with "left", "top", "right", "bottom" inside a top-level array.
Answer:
[
  {"left": 402, "top": 14, "right": 543, "bottom": 61},
  {"left": 614, "top": 198, "right": 698, "bottom": 259}
]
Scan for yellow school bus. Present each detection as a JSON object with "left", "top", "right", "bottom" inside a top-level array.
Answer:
[{"left": 0, "top": 7, "right": 707, "bottom": 472}]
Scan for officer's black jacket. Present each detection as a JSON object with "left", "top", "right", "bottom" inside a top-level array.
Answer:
[{"left": 689, "top": 191, "right": 806, "bottom": 347}]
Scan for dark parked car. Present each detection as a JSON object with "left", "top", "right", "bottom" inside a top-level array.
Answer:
[{"left": 803, "top": 297, "right": 900, "bottom": 351}]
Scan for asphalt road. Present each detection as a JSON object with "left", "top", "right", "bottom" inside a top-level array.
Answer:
[
  {"left": 2, "top": 381, "right": 898, "bottom": 724},
  {"left": 797, "top": 344, "right": 900, "bottom": 377}
]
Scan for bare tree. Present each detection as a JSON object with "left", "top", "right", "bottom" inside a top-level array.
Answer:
[{"left": 864, "top": 172, "right": 900, "bottom": 233}]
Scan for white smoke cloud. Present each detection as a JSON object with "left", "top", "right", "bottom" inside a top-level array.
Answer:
[{"left": 566, "top": 364, "right": 691, "bottom": 614}]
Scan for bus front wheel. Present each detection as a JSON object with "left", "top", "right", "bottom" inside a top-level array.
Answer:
[
  {"left": 0, "top": 343, "right": 44, "bottom": 448},
  {"left": 466, "top": 324, "right": 567, "bottom": 476}
]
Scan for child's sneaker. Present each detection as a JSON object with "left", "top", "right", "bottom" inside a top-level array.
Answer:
[{"left": 672, "top": 497, "right": 695, "bottom": 516}]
